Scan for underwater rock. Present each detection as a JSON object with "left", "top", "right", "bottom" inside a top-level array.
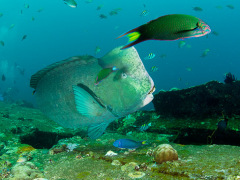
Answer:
[
  {"left": 121, "top": 162, "right": 138, "bottom": 172},
  {"left": 105, "top": 150, "right": 118, "bottom": 156},
  {"left": 153, "top": 81, "right": 240, "bottom": 118},
  {"left": 153, "top": 144, "right": 178, "bottom": 164},
  {"left": 10, "top": 162, "right": 44, "bottom": 180},
  {"left": 128, "top": 171, "right": 146, "bottom": 179},
  {"left": 111, "top": 160, "right": 121, "bottom": 166}
]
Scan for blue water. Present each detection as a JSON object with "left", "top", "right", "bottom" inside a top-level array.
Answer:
[{"left": 0, "top": 0, "right": 239, "bottom": 107}]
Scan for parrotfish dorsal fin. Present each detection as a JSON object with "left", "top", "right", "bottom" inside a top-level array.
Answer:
[{"left": 30, "top": 55, "right": 94, "bottom": 89}]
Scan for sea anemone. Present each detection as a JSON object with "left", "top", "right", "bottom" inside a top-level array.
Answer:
[{"left": 153, "top": 144, "right": 178, "bottom": 164}]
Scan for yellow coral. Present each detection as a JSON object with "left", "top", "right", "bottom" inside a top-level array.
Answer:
[
  {"left": 153, "top": 144, "right": 178, "bottom": 164},
  {"left": 17, "top": 145, "right": 35, "bottom": 154}
]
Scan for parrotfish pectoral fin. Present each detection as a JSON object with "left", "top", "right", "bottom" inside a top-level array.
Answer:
[
  {"left": 88, "top": 122, "right": 109, "bottom": 139},
  {"left": 72, "top": 85, "right": 107, "bottom": 117}
]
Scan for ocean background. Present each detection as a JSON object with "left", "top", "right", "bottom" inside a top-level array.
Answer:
[{"left": 0, "top": 0, "right": 239, "bottom": 108}]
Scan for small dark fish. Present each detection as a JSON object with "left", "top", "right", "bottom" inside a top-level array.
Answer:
[
  {"left": 160, "top": 54, "right": 167, "bottom": 58},
  {"left": 0, "top": 13, "right": 3, "bottom": 18},
  {"left": 118, "top": 14, "right": 211, "bottom": 49},
  {"left": 8, "top": 24, "right": 15, "bottom": 30},
  {"left": 140, "top": 10, "right": 149, "bottom": 16},
  {"left": 113, "top": 139, "right": 147, "bottom": 149},
  {"left": 85, "top": 0, "right": 93, "bottom": 3},
  {"left": 99, "top": 14, "right": 107, "bottom": 19},
  {"left": 216, "top": 6, "right": 223, "bottom": 10},
  {"left": 138, "top": 123, "right": 151, "bottom": 132},
  {"left": 217, "top": 117, "right": 228, "bottom": 132},
  {"left": 37, "top": 8, "right": 44, "bottom": 12},
  {"left": 226, "top": 5, "right": 234, "bottom": 9},
  {"left": 109, "top": 10, "right": 118, "bottom": 16},
  {"left": 151, "top": 66, "right": 158, "bottom": 72},
  {"left": 0, "top": 41, "right": 4, "bottom": 46},
  {"left": 24, "top": 4, "right": 30, "bottom": 9},
  {"left": 144, "top": 53, "right": 155, "bottom": 60},
  {"left": 96, "top": 5, "right": 103, "bottom": 10},
  {"left": 2, "top": 74, "right": 6, "bottom": 81},
  {"left": 178, "top": 40, "right": 186, "bottom": 48},
  {"left": 193, "top": 7, "right": 203, "bottom": 12},
  {"left": 21, "top": 35, "right": 27, "bottom": 41},
  {"left": 95, "top": 46, "right": 101, "bottom": 54},
  {"left": 212, "top": 31, "right": 219, "bottom": 36},
  {"left": 201, "top": 48, "right": 210, "bottom": 57}
]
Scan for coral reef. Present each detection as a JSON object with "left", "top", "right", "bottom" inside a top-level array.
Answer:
[
  {"left": 224, "top": 72, "right": 237, "bottom": 84},
  {"left": 128, "top": 171, "right": 146, "bottom": 179},
  {"left": 10, "top": 162, "right": 44, "bottom": 180},
  {"left": 153, "top": 144, "right": 178, "bottom": 164}
]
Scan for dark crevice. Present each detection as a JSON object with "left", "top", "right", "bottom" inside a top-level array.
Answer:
[
  {"left": 173, "top": 128, "right": 240, "bottom": 146},
  {"left": 20, "top": 128, "right": 74, "bottom": 149}
]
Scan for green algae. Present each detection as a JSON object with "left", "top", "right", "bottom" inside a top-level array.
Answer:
[{"left": 76, "top": 171, "right": 91, "bottom": 179}]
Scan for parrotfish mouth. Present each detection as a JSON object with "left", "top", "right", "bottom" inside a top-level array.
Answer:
[
  {"left": 142, "top": 85, "right": 155, "bottom": 107},
  {"left": 148, "top": 85, "right": 155, "bottom": 95}
]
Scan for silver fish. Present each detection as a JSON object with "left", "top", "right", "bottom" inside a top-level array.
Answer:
[
  {"left": 30, "top": 46, "right": 155, "bottom": 139},
  {"left": 63, "top": 0, "right": 77, "bottom": 8}
]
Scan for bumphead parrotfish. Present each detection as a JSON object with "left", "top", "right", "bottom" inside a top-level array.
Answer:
[{"left": 30, "top": 46, "right": 155, "bottom": 139}]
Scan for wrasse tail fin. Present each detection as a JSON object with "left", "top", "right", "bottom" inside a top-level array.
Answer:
[
  {"left": 117, "top": 27, "right": 145, "bottom": 49},
  {"left": 88, "top": 122, "right": 109, "bottom": 139}
]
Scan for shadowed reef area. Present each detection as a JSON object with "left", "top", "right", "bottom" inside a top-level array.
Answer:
[{"left": 0, "top": 80, "right": 240, "bottom": 179}]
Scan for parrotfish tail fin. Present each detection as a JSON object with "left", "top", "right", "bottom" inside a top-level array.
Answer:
[
  {"left": 72, "top": 84, "right": 106, "bottom": 117},
  {"left": 117, "top": 27, "right": 145, "bottom": 50},
  {"left": 88, "top": 122, "right": 109, "bottom": 139}
]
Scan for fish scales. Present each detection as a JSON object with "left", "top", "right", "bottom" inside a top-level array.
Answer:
[{"left": 30, "top": 47, "right": 155, "bottom": 138}]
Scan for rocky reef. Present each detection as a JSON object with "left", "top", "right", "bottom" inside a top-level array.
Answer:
[
  {"left": 152, "top": 80, "right": 240, "bottom": 118},
  {"left": 0, "top": 88, "right": 240, "bottom": 179}
]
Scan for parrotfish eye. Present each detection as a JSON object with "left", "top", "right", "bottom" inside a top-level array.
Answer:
[{"left": 121, "top": 73, "right": 127, "bottom": 79}]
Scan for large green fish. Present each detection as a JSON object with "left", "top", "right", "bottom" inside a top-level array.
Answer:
[
  {"left": 30, "top": 47, "right": 155, "bottom": 139},
  {"left": 118, "top": 14, "right": 211, "bottom": 49}
]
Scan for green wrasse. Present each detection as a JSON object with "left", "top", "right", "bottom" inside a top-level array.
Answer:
[
  {"left": 118, "top": 14, "right": 211, "bottom": 49},
  {"left": 95, "top": 66, "right": 118, "bottom": 85}
]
